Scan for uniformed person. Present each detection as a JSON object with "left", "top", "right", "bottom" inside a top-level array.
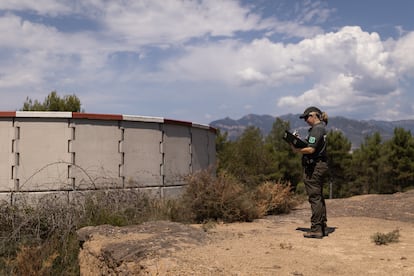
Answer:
[{"left": 292, "top": 106, "right": 329, "bottom": 239}]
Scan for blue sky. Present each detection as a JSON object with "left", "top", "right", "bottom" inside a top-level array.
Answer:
[{"left": 1, "top": 0, "right": 414, "bottom": 124}]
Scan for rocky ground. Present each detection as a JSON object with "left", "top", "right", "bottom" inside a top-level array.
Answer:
[{"left": 77, "top": 190, "right": 414, "bottom": 275}]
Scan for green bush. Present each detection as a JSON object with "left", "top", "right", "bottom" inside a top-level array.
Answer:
[{"left": 371, "top": 229, "right": 400, "bottom": 245}]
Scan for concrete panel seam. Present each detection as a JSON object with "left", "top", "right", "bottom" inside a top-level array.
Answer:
[
  {"left": 119, "top": 127, "right": 125, "bottom": 186},
  {"left": 68, "top": 122, "right": 76, "bottom": 188},
  {"left": 12, "top": 139, "right": 18, "bottom": 153},
  {"left": 15, "top": 126, "right": 20, "bottom": 139},
  {"left": 160, "top": 128, "right": 165, "bottom": 186},
  {"left": 118, "top": 140, "right": 124, "bottom": 153},
  {"left": 189, "top": 128, "right": 193, "bottom": 174},
  {"left": 14, "top": 179, "right": 19, "bottom": 191},
  {"left": 12, "top": 123, "right": 20, "bottom": 190},
  {"left": 0, "top": 112, "right": 215, "bottom": 198}
]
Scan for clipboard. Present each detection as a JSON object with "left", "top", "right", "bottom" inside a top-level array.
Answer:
[{"left": 283, "top": 130, "right": 308, "bottom": 148}]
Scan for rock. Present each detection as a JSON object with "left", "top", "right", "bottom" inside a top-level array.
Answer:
[{"left": 77, "top": 221, "right": 207, "bottom": 275}]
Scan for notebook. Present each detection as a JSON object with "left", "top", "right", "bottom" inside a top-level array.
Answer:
[{"left": 283, "top": 130, "right": 308, "bottom": 148}]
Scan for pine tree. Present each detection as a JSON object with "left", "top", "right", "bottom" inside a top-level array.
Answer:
[
  {"left": 384, "top": 128, "right": 414, "bottom": 192},
  {"left": 21, "top": 91, "right": 82, "bottom": 112},
  {"left": 326, "top": 131, "right": 352, "bottom": 197}
]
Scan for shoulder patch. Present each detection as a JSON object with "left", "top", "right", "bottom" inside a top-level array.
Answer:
[{"left": 308, "top": 136, "right": 316, "bottom": 144}]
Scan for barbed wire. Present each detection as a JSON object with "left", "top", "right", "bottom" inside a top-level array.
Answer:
[{"left": 18, "top": 161, "right": 95, "bottom": 190}]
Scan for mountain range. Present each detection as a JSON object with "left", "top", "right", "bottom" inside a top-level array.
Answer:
[{"left": 210, "top": 114, "right": 414, "bottom": 149}]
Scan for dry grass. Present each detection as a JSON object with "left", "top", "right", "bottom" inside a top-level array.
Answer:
[
  {"left": 371, "top": 229, "right": 400, "bottom": 245},
  {"left": 254, "top": 181, "right": 296, "bottom": 217},
  {"left": 0, "top": 170, "right": 296, "bottom": 274},
  {"left": 181, "top": 170, "right": 259, "bottom": 222},
  {"left": 0, "top": 190, "right": 178, "bottom": 275},
  {"left": 181, "top": 170, "right": 295, "bottom": 223}
]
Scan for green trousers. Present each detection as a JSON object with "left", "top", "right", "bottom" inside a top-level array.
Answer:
[{"left": 304, "top": 161, "right": 328, "bottom": 231}]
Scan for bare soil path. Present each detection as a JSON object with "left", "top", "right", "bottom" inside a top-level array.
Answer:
[{"left": 78, "top": 190, "right": 414, "bottom": 275}]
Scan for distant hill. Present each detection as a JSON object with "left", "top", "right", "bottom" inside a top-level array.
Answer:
[{"left": 210, "top": 114, "right": 414, "bottom": 149}]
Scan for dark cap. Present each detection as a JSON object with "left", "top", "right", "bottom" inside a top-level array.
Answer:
[{"left": 299, "top": 106, "right": 322, "bottom": 119}]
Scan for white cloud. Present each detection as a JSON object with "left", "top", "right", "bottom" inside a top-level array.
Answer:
[
  {"left": 160, "top": 37, "right": 314, "bottom": 87},
  {"left": 0, "top": 0, "right": 71, "bottom": 16},
  {"left": 102, "top": 1, "right": 267, "bottom": 44},
  {"left": 0, "top": 0, "right": 324, "bottom": 89},
  {"left": 0, "top": 14, "right": 111, "bottom": 90},
  {"left": 244, "top": 104, "right": 253, "bottom": 110},
  {"left": 0, "top": 0, "right": 325, "bottom": 44},
  {"left": 93, "top": 0, "right": 325, "bottom": 47},
  {"left": 0, "top": 14, "right": 59, "bottom": 49},
  {"left": 275, "top": 26, "right": 402, "bottom": 116},
  {"left": 391, "top": 31, "right": 414, "bottom": 76},
  {"left": 152, "top": 24, "right": 413, "bottom": 120},
  {"left": 0, "top": 1, "right": 414, "bottom": 122},
  {"left": 161, "top": 26, "right": 399, "bottom": 99},
  {"left": 237, "top": 67, "right": 267, "bottom": 86}
]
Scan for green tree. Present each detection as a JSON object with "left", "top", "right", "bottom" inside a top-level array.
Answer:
[
  {"left": 383, "top": 128, "right": 414, "bottom": 192},
  {"left": 21, "top": 91, "right": 82, "bottom": 112},
  {"left": 216, "top": 129, "right": 235, "bottom": 174},
  {"left": 218, "top": 126, "right": 275, "bottom": 188},
  {"left": 326, "top": 130, "right": 352, "bottom": 197},
  {"left": 265, "top": 118, "right": 301, "bottom": 190},
  {"left": 348, "top": 132, "right": 384, "bottom": 195}
]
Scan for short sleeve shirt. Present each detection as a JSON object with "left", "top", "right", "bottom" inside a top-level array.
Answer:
[{"left": 305, "top": 122, "right": 327, "bottom": 160}]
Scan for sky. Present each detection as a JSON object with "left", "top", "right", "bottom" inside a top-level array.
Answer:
[{"left": 1, "top": 0, "right": 414, "bottom": 124}]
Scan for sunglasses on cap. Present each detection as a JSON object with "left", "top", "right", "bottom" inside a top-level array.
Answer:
[{"left": 303, "top": 114, "right": 312, "bottom": 120}]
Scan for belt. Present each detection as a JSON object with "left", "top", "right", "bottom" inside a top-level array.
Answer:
[
  {"left": 315, "top": 158, "right": 327, "bottom": 163},
  {"left": 307, "top": 157, "right": 327, "bottom": 164}
]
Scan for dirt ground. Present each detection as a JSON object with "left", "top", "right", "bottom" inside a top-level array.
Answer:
[{"left": 78, "top": 190, "right": 414, "bottom": 275}]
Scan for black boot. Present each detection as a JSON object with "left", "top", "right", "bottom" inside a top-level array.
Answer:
[
  {"left": 322, "top": 222, "right": 329, "bottom": 236},
  {"left": 303, "top": 228, "right": 324, "bottom": 239}
]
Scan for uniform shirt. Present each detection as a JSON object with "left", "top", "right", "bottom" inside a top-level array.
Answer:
[{"left": 305, "top": 122, "right": 327, "bottom": 161}]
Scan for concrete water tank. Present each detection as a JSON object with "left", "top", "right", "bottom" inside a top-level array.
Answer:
[{"left": 0, "top": 111, "right": 216, "bottom": 202}]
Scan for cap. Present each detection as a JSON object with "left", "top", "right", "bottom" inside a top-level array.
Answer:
[{"left": 299, "top": 106, "right": 322, "bottom": 119}]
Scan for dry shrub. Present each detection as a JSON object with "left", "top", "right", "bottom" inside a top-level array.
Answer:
[
  {"left": 0, "top": 175, "right": 298, "bottom": 274},
  {"left": 0, "top": 197, "right": 81, "bottom": 276},
  {"left": 0, "top": 189, "right": 179, "bottom": 275},
  {"left": 181, "top": 170, "right": 260, "bottom": 223},
  {"left": 9, "top": 245, "right": 59, "bottom": 276},
  {"left": 371, "top": 229, "right": 400, "bottom": 245},
  {"left": 78, "top": 190, "right": 179, "bottom": 227},
  {"left": 254, "top": 181, "right": 295, "bottom": 217}
]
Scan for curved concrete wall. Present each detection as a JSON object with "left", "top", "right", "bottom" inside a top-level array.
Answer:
[{"left": 0, "top": 112, "right": 216, "bottom": 203}]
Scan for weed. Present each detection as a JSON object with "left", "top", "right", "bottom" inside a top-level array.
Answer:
[
  {"left": 180, "top": 170, "right": 296, "bottom": 223},
  {"left": 371, "top": 229, "right": 400, "bottom": 245},
  {"left": 0, "top": 190, "right": 181, "bottom": 275},
  {"left": 201, "top": 220, "right": 217, "bottom": 232},
  {"left": 254, "top": 181, "right": 296, "bottom": 216},
  {"left": 279, "top": 242, "right": 293, "bottom": 250},
  {"left": 0, "top": 170, "right": 296, "bottom": 274},
  {"left": 181, "top": 170, "right": 259, "bottom": 223}
]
